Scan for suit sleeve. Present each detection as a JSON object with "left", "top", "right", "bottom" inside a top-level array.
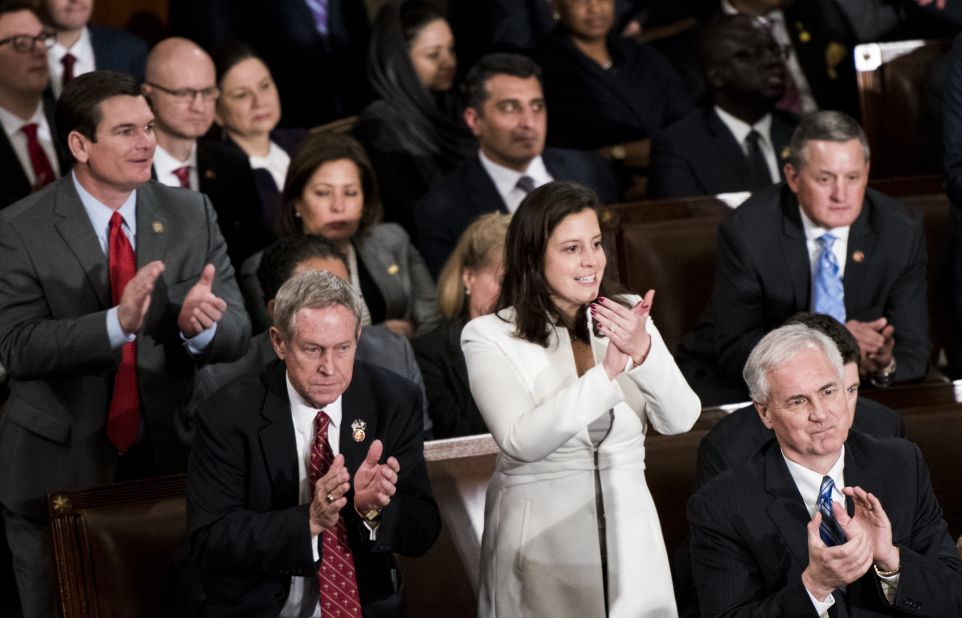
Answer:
[
  {"left": 413, "top": 328, "right": 489, "bottom": 439},
  {"left": 687, "top": 489, "right": 820, "bottom": 618},
  {"left": 885, "top": 214, "right": 929, "bottom": 382},
  {"left": 694, "top": 434, "right": 729, "bottom": 491},
  {"left": 186, "top": 395, "right": 315, "bottom": 575},
  {"left": 712, "top": 217, "right": 771, "bottom": 379},
  {"left": 647, "top": 129, "right": 706, "bottom": 200},
  {"left": 0, "top": 217, "right": 116, "bottom": 379}
]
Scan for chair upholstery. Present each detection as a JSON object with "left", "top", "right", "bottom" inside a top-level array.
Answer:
[{"left": 48, "top": 475, "right": 186, "bottom": 618}]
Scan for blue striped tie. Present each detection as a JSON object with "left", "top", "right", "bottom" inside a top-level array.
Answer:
[
  {"left": 818, "top": 476, "right": 847, "bottom": 547},
  {"left": 304, "top": 0, "right": 328, "bottom": 36},
  {"left": 813, "top": 232, "right": 846, "bottom": 323}
]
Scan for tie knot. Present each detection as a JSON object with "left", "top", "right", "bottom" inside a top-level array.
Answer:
[
  {"left": 172, "top": 165, "right": 191, "bottom": 189},
  {"left": 818, "top": 232, "right": 837, "bottom": 249},
  {"left": 314, "top": 410, "right": 331, "bottom": 435},
  {"left": 745, "top": 129, "right": 762, "bottom": 146},
  {"left": 109, "top": 211, "right": 125, "bottom": 231},
  {"left": 21, "top": 123, "right": 38, "bottom": 139},
  {"left": 819, "top": 475, "right": 836, "bottom": 500},
  {"left": 516, "top": 175, "right": 536, "bottom": 194},
  {"left": 61, "top": 52, "right": 76, "bottom": 68}
]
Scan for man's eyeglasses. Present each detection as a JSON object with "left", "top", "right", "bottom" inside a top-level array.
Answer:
[
  {"left": 0, "top": 32, "right": 56, "bottom": 53},
  {"left": 145, "top": 82, "right": 220, "bottom": 103}
]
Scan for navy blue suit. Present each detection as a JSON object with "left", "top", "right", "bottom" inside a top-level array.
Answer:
[
  {"left": 89, "top": 25, "right": 148, "bottom": 82},
  {"left": 414, "top": 149, "right": 620, "bottom": 277},
  {"left": 648, "top": 108, "right": 798, "bottom": 199}
]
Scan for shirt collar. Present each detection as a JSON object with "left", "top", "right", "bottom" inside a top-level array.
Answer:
[
  {"left": 285, "top": 371, "right": 343, "bottom": 435},
  {"left": 798, "top": 204, "right": 851, "bottom": 245},
  {"left": 782, "top": 446, "right": 846, "bottom": 517},
  {"left": 477, "top": 149, "right": 551, "bottom": 202},
  {"left": 153, "top": 142, "right": 198, "bottom": 174},
  {"left": 0, "top": 101, "right": 46, "bottom": 138},
  {"left": 714, "top": 106, "right": 773, "bottom": 146},
  {"left": 50, "top": 25, "right": 92, "bottom": 57},
  {"left": 72, "top": 170, "right": 138, "bottom": 250}
]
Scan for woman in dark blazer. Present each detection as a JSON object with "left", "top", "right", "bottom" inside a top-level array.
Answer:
[
  {"left": 353, "top": 0, "right": 475, "bottom": 242},
  {"left": 412, "top": 212, "right": 510, "bottom": 438},
  {"left": 240, "top": 132, "right": 440, "bottom": 337}
]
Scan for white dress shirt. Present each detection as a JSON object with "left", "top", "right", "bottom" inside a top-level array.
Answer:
[
  {"left": 477, "top": 150, "right": 554, "bottom": 213},
  {"left": 47, "top": 26, "right": 95, "bottom": 98},
  {"left": 714, "top": 106, "right": 780, "bottom": 183},
  {"left": 799, "top": 206, "right": 851, "bottom": 278},
  {"left": 0, "top": 103, "right": 61, "bottom": 185},
  {"left": 153, "top": 143, "right": 199, "bottom": 190}
]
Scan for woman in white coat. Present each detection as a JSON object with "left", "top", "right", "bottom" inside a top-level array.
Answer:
[{"left": 462, "top": 181, "right": 700, "bottom": 617}]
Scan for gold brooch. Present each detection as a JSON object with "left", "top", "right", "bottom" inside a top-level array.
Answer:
[
  {"left": 852, "top": 250, "right": 865, "bottom": 263},
  {"left": 152, "top": 221, "right": 165, "bottom": 234},
  {"left": 387, "top": 264, "right": 399, "bottom": 275},
  {"left": 351, "top": 419, "right": 367, "bottom": 442}
]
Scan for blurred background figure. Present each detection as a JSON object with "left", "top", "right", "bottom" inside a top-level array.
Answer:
[
  {"left": 240, "top": 131, "right": 440, "bottom": 338},
  {"left": 213, "top": 42, "right": 307, "bottom": 232},
  {"left": 413, "top": 212, "right": 510, "bottom": 439},
  {"left": 353, "top": 0, "right": 475, "bottom": 242}
]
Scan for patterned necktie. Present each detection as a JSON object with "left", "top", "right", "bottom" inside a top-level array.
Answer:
[
  {"left": 309, "top": 411, "right": 362, "bottom": 617},
  {"left": 21, "top": 123, "right": 55, "bottom": 191},
  {"left": 172, "top": 165, "right": 191, "bottom": 189},
  {"left": 818, "top": 476, "right": 847, "bottom": 546},
  {"left": 107, "top": 212, "right": 140, "bottom": 454},
  {"left": 61, "top": 52, "right": 77, "bottom": 89},
  {"left": 744, "top": 130, "right": 772, "bottom": 190},
  {"left": 516, "top": 175, "right": 536, "bottom": 194},
  {"left": 812, "top": 232, "right": 846, "bottom": 323},
  {"left": 305, "top": 0, "right": 329, "bottom": 36}
]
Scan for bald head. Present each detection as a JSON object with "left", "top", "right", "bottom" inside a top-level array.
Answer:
[{"left": 144, "top": 37, "right": 218, "bottom": 146}]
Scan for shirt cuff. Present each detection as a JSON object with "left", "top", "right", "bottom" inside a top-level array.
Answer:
[
  {"left": 806, "top": 587, "right": 835, "bottom": 617},
  {"left": 311, "top": 533, "right": 319, "bottom": 562},
  {"left": 181, "top": 322, "right": 217, "bottom": 356},
  {"left": 107, "top": 307, "right": 136, "bottom": 349},
  {"left": 878, "top": 572, "right": 899, "bottom": 604}
]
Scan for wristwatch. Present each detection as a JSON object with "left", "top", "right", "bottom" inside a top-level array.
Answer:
[
  {"left": 354, "top": 504, "right": 382, "bottom": 522},
  {"left": 870, "top": 358, "right": 897, "bottom": 388}
]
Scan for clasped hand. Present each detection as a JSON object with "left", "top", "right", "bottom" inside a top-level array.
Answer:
[
  {"left": 802, "top": 485, "right": 898, "bottom": 600},
  {"left": 591, "top": 290, "right": 655, "bottom": 380},
  {"left": 308, "top": 440, "right": 399, "bottom": 536}
]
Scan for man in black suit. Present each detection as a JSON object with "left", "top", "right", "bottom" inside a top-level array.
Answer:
[
  {"left": 144, "top": 37, "right": 268, "bottom": 267},
  {"left": 688, "top": 323, "right": 962, "bottom": 616},
  {"left": 648, "top": 15, "right": 799, "bottom": 199},
  {"left": 186, "top": 270, "right": 440, "bottom": 617},
  {"left": 40, "top": 0, "right": 148, "bottom": 97},
  {"left": 677, "top": 111, "right": 929, "bottom": 405},
  {"left": 0, "top": 2, "right": 69, "bottom": 209},
  {"left": 695, "top": 312, "right": 904, "bottom": 491},
  {"left": 415, "top": 52, "right": 619, "bottom": 277}
]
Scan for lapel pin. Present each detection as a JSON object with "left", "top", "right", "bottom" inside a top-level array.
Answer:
[
  {"left": 780, "top": 146, "right": 791, "bottom": 161},
  {"left": 351, "top": 419, "right": 367, "bottom": 443},
  {"left": 852, "top": 250, "right": 865, "bottom": 263},
  {"left": 387, "top": 264, "right": 399, "bottom": 275},
  {"left": 204, "top": 169, "right": 216, "bottom": 179},
  {"left": 152, "top": 221, "right": 165, "bottom": 234}
]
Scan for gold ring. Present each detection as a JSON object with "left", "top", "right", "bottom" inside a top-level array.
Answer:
[{"left": 326, "top": 493, "right": 335, "bottom": 504}]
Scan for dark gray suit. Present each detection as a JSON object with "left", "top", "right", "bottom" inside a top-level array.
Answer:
[
  {"left": 0, "top": 176, "right": 250, "bottom": 615},
  {"left": 688, "top": 431, "right": 962, "bottom": 617}
]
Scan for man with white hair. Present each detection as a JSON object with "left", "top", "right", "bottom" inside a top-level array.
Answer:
[{"left": 688, "top": 323, "right": 962, "bottom": 616}]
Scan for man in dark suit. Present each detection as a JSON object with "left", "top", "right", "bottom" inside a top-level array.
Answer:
[
  {"left": 144, "top": 37, "right": 268, "bottom": 267},
  {"left": 40, "top": 0, "right": 148, "bottom": 97},
  {"left": 186, "top": 270, "right": 440, "bottom": 617},
  {"left": 677, "top": 111, "right": 929, "bottom": 405},
  {"left": 648, "top": 15, "right": 799, "bottom": 199},
  {"left": 0, "top": 71, "right": 250, "bottom": 618},
  {"left": 0, "top": 2, "right": 69, "bottom": 209},
  {"left": 415, "top": 52, "right": 619, "bottom": 277},
  {"left": 688, "top": 323, "right": 962, "bottom": 616}
]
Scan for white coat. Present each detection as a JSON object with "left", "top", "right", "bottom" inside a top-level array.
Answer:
[{"left": 462, "top": 304, "right": 700, "bottom": 617}]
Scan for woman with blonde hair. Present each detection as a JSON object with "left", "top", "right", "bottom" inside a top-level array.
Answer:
[{"left": 413, "top": 213, "right": 510, "bottom": 439}]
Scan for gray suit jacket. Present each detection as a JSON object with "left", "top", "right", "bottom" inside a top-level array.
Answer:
[{"left": 0, "top": 177, "right": 250, "bottom": 509}]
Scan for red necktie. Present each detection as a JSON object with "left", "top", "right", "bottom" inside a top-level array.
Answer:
[
  {"left": 21, "top": 123, "right": 55, "bottom": 191},
  {"left": 172, "top": 165, "right": 191, "bottom": 189},
  {"left": 107, "top": 212, "right": 140, "bottom": 454},
  {"left": 309, "top": 411, "right": 362, "bottom": 617},
  {"left": 61, "top": 52, "right": 76, "bottom": 89}
]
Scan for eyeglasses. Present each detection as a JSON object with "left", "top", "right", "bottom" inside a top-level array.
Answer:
[
  {"left": 145, "top": 82, "right": 220, "bottom": 103},
  {"left": 0, "top": 32, "right": 56, "bottom": 53}
]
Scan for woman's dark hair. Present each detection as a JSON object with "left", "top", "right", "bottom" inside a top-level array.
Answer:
[
  {"left": 211, "top": 41, "right": 262, "bottom": 86},
  {"left": 276, "top": 132, "right": 383, "bottom": 237},
  {"left": 365, "top": 0, "right": 474, "bottom": 159},
  {"left": 257, "top": 234, "right": 348, "bottom": 303},
  {"left": 498, "top": 181, "right": 623, "bottom": 347}
]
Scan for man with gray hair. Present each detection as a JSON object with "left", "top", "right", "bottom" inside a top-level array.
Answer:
[
  {"left": 678, "top": 110, "right": 929, "bottom": 405},
  {"left": 688, "top": 323, "right": 962, "bottom": 616},
  {"left": 185, "top": 270, "right": 440, "bottom": 617}
]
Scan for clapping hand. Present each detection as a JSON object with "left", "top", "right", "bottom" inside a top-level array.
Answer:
[
  {"left": 309, "top": 454, "right": 350, "bottom": 536},
  {"left": 592, "top": 290, "right": 655, "bottom": 379},
  {"left": 353, "top": 439, "right": 400, "bottom": 515},
  {"left": 177, "top": 264, "right": 228, "bottom": 337}
]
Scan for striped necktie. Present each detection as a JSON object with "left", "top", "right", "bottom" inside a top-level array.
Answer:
[{"left": 817, "top": 476, "right": 847, "bottom": 547}]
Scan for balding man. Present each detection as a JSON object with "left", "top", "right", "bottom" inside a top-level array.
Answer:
[
  {"left": 144, "top": 37, "right": 267, "bottom": 266},
  {"left": 689, "top": 323, "right": 962, "bottom": 617}
]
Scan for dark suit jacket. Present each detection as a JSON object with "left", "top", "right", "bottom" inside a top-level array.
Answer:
[
  {"left": 0, "top": 97, "right": 70, "bottom": 209},
  {"left": 411, "top": 318, "right": 488, "bottom": 439},
  {"left": 414, "top": 149, "right": 620, "bottom": 277},
  {"left": 677, "top": 184, "right": 929, "bottom": 405},
  {"left": 648, "top": 107, "right": 798, "bottom": 199},
  {"left": 688, "top": 431, "right": 962, "bottom": 617},
  {"left": 0, "top": 177, "right": 250, "bottom": 512},
  {"left": 89, "top": 25, "right": 148, "bottom": 82},
  {"left": 695, "top": 398, "right": 905, "bottom": 491},
  {"left": 186, "top": 360, "right": 440, "bottom": 617}
]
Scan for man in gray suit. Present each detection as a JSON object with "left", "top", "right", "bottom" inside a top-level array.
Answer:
[{"left": 0, "top": 70, "right": 250, "bottom": 617}]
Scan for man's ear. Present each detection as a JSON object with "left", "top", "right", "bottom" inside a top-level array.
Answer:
[
  {"left": 755, "top": 401, "right": 774, "bottom": 429},
  {"left": 269, "top": 326, "right": 286, "bottom": 360},
  {"left": 67, "top": 130, "right": 90, "bottom": 163},
  {"left": 463, "top": 107, "right": 482, "bottom": 137},
  {"left": 784, "top": 162, "right": 799, "bottom": 193}
]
